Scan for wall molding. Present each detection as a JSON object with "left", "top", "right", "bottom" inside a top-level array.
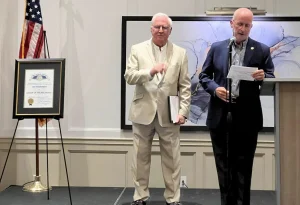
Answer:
[{"left": 0, "top": 137, "right": 275, "bottom": 191}]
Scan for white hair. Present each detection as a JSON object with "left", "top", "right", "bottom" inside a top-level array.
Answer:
[{"left": 151, "top": 13, "right": 172, "bottom": 27}]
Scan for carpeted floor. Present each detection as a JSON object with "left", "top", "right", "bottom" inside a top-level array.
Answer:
[{"left": 0, "top": 186, "right": 276, "bottom": 205}]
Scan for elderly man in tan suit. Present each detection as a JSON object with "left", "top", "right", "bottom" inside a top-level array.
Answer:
[{"left": 124, "top": 13, "right": 191, "bottom": 205}]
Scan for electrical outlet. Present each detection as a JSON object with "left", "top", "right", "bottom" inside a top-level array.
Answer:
[{"left": 180, "top": 176, "right": 187, "bottom": 188}]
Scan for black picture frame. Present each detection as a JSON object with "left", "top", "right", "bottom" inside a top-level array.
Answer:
[
  {"left": 13, "top": 58, "right": 66, "bottom": 119},
  {"left": 121, "top": 16, "right": 300, "bottom": 132}
]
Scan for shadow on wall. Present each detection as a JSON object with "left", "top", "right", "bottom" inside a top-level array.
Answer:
[
  {"left": 59, "top": 0, "right": 89, "bottom": 186},
  {"left": 60, "top": 0, "right": 85, "bottom": 131}
]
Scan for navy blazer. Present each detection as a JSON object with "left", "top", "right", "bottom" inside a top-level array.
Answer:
[{"left": 199, "top": 38, "right": 275, "bottom": 131}]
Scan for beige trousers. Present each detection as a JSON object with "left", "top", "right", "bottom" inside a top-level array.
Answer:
[{"left": 132, "top": 115, "right": 181, "bottom": 203}]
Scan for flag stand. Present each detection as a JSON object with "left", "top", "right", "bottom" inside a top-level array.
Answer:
[
  {"left": 22, "top": 118, "right": 51, "bottom": 193},
  {"left": 22, "top": 30, "right": 52, "bottom": 194}
]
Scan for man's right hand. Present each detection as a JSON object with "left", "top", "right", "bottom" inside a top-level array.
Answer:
[
  {"left": 215, "top": 87, "right": 229, "bottom": 102},
  {"left": 150, "top": 63, "right": 167, "bottom": 77}
]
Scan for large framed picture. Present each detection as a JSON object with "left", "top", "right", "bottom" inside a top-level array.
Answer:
[
  {"left": 121, "top": 16, "right": 300, "bottom": 131},
  {"left": 13, "top": 58, "right": 66, "bottom": 119}
]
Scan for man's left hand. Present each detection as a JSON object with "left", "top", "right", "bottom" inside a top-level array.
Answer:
[
  {"left": 252, "top": 70, "right": 265, "bottom": 81},
  {"left": 175, "top": 114, "right": 186, "bottom": 125}
]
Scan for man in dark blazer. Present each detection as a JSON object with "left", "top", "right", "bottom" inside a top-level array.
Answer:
[{"left": 199, "top": 8, "right": 275, "bottom": 205}]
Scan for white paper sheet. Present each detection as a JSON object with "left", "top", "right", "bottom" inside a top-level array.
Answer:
[
  {"left": 168, "top": 96, "right": 179, "bottom": 123},
  {"left": 227, "top": 65, "right": 258, "bottom": 81}
]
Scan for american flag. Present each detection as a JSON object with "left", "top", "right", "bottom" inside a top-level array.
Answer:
[
  {"left": 19, "top": 0, "right": 44, "bottom": 59},
  {"left": 19, "top": 0, "right": 49, "bottom": 126}
]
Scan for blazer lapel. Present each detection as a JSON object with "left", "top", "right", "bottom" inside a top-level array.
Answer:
[
  {"left": 160, "top": 41, "right": 173, "bottom": 84},
  {"left": 146, "top": 40, "right": 160, "bottom": 84},
  {"left": 243, "top": 38, "right": 255, "bottom": 66},
  {"left": 146, "top": 40, "right": 156, "bottom": 66},
  {"left": 166, "top": 41, "right": 173, "bottom": 65}
]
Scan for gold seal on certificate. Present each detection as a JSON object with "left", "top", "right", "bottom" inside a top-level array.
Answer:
[{"left": 28, "top": 98, "right": 34, "bottom": 106}]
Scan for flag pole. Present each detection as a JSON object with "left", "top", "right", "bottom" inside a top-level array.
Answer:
[
  {"left": 20, "top": 0, "right": 27, "bottom": 58},
  {"left": 23, "top": 30, "right": 51, "bottom": 193}
]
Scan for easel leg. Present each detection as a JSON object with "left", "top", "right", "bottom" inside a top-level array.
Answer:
[
  {"left": 58, "top": 119, "right": 73, "bottom": 205},
  {"left": 0, "top": 120, "right": 20, "bottom": 184}
]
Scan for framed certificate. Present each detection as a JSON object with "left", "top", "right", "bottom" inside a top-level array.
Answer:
[{"left": 13, "top": 58, "right": 66, "bottom": 119}]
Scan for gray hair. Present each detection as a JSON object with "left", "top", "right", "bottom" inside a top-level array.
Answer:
[{"left": 151, "top": 13, "right": 172, "bottom": 26}]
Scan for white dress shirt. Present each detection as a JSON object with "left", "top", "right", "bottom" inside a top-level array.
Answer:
[{"left": 152, "top": 41, "right": 167, "bottom": 81}]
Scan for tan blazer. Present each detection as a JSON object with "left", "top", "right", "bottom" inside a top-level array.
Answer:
[{"left": 124, "top": 40, "right": 191, "bottom": 127}]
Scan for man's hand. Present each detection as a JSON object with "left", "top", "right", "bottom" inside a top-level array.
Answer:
[
  {"left": 175, "top": 114, "right": 186, "bottom": 125},
  {"left": 150, "top": 63, "right": 167, "bottom": 76},
  {"left": 215, "top": 87, "right": 229, "bottom": 102},
  {"left": 252, "top": 70, "right": 265, "bottom": 81}
]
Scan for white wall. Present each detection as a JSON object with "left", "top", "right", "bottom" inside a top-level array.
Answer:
[{"left": 0, "top": 0, "right": 299, "bottom": 139}]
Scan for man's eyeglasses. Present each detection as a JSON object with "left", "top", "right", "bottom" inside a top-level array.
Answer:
[{"left": 152, "top": 25, "right": 170, "bottom": 31}]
